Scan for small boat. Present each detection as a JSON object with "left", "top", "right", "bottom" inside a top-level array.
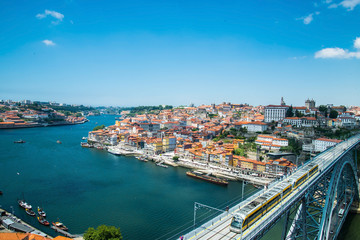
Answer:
[
  {"left": 18, "top": 200, "right": 32, "bottom": 209},
  {"left": 14, "top": 140, "right": 25, "bottom": 143},
  {"left": 82, "top": 137, "right": 87, "bottom": 140},
  {"left": 37, "top": 207, "right": 46, "bottom": 217},
  {"left": 156, "top": 162, "right": 168, "bottom": 168},
  {"left": 56, "top": 140, "right": 62, "bottom": 144},
  {"left": 52, "top": 221, "right": 68, "bottom": 231},
  {"left": 139, "top": 156, "right": 148, "bottom": 162},
  {"left": 25, "top": 208, "right": 36, "bottom": 216},
  {"left": 37, "top": 215, "right": 50, "bottom": 226}
]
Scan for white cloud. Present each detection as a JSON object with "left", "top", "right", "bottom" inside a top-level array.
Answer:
[
  {"left": 303, "top": 14, "right": 314, "bottom": 24},
  {"left": 290, "top": 56, "right": 307, "bottom": 60},
  {"left": 42, "top": 40, "right": 56, "bottom": 46},
  {"left": 298, "top": 12, "right": 320, "bottom": 25},
  {"left": 339, "top": 0, "right": 360, "bottom": 10},
  {"left": 315, "top": 37, "right": 360, "bottom": 59},
  {"left": 36, "top": 10, "right": 64, "bottom": 23},
  {"left": 328, "top": 3, "right": 338, "bottom": 8},
  {"left": 315, "top": 48, "right": 352, "bottom": 58},
  {"left": 355, "top": 37, "right": 360, "bottom": 49}
]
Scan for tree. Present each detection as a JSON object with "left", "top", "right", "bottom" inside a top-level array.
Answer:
[
  {"left": 93, "top": 125, "right": 106, "bottom": 131},
  {"left": 172, "top": 156, "right": 179, "bottom": 161},
  {"left": 233, "top": 148, "right": 246, "bottom": 156},
  {"left": 286, "top": 106, "right": 294, "bottom": 117},
  {"left": 319, "top": 105, "right": 328, "bottom": 116},
  {"left": 84, "top": 225, "right": 122, "bottom": 240},
  {"left": 329, "top": 110, "right": 338, "bottom": 119},
  {"left": 294, "top": 110, "right": 304, "bottom": 117}
]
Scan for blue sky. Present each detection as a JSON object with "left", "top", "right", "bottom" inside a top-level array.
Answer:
[{"left": 1, "top": 0, "right": 360, "bottom": 107}]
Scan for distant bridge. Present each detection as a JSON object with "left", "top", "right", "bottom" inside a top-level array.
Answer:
[{"left": 178, "top": 134, "right": 360, "bottom": 240}]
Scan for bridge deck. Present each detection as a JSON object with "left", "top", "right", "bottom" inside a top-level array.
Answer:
[{"left": 182, "top": 135, "right": 360, "bottom": 240}]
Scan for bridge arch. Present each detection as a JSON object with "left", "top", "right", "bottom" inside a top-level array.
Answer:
[{"left": 319, "top": 149, "right": 359, "bottom": 239}]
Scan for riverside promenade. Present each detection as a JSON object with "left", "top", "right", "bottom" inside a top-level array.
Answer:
[
  {"left": 107, "top": 144, "right": 274, "bottom": 186},
  {"left": 0, "top": 208, "right": 50, "bottom": 237},
  {"left": 0, "top": 208, "right": 83, "bottom": 239}
]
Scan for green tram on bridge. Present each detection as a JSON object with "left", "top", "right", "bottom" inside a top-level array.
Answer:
[{"left": 230, "top": 163, "right": 319, "bottom": 233}]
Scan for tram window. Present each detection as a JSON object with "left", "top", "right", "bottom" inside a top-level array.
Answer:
[
  {"left": 267, "top": 195, "right": 281, "bottom": 209},
  {"left": 231, "top": 219, "right": 242, "bottom": 228},
  {"left": 247, "top": 209, "right": 262, "bottom": 225},
  {"left": 283, "top": 187, "right": 291, "bottom": 196}
]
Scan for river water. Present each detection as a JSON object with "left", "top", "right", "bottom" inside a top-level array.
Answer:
[
  {"left": 0, "top": 115, "right": 256, "bottom": 239},
  {"left": 0, "top": 115, "right": 358, "bottom": 239}
]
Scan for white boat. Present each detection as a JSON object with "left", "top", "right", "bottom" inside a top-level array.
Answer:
[
  {"left": 156, "top": 163, "right": 168, "bottom": 168},
  {"left": 18, "top": 200, "right": 32, "bottom": 209}
]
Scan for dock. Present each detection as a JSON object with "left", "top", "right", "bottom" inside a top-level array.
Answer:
[
  {"left": 51, "top": 226, "right": 79, "bottom": 238},
  {"left": 0, "top": 208, "right": 50, "bottom": 238}
]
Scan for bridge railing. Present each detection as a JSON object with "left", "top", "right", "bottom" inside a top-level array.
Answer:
[{"left": 245, "top": 136, "right": 360, "bottom": 240}]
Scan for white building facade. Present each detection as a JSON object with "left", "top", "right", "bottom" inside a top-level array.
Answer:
[
  {"left": 264, "top": 105, "right": 289, "bottom": 123},
  {"left": 312, "top": 138, "right": 342, "bottom": 152}
]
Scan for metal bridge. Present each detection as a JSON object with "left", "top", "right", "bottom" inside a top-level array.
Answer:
[{"left": 180, "top": 134, "right": 360, "bottom": 240}]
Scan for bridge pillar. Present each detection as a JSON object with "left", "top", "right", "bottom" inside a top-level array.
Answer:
[{"left": 281, "top": 210, "right": 290, "bottom": 240}]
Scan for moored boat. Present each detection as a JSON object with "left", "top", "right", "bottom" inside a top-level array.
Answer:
[
  {"left": 156, "top": 162, "right": 168, "bottom": 168},
  {"left": 186, "top": 171, "right": 229, "bottom": 186},
  {"left": 37, "top": 215, "right": 50, "bottom": 226},
  {"left": 25, "top": 208, "right": 36, "bottom": 216},
  {"left": 14, "top": 140, "right": 25, "bottom": 143},
  {"left": 52, "top": 221, "right": 68, "bottom": 231},
  {"left": 139, "top": 156, "right": 148, "bottom": 162},
  {"left": 37, "top": 207, "right": 46, "bottom": 217},
  {"left": 18, "top": 200, "right": 32, "bottom": 209}
]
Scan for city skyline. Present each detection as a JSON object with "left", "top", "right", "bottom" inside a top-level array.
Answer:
[{"left": 1, "top": 0, "right": 360, "bottom": 106}]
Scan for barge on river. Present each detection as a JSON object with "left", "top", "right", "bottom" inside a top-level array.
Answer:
[{"left": 186, "top": 171, "right": 229, "bottom": 186}]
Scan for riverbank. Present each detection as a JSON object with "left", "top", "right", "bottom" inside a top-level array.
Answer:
[
  {"left": 0, "top": 208, "right": 51, "bottom": 238},
  {"left": 103, "top": 143, "right": 274, "bottom": 186},
  {"left": 0, "top": 115, "right": 251, "bottom": 239},
  {"left": 0, "top": 120, "right": 88, "bottom": 130}
]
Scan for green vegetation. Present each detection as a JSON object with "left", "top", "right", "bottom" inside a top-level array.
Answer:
[
  {"left": 329, "top": 110, "right": 338, "bottom": 119},
  {"left": 172, "top": 156, "right": 179, "bottom": 161},
  {"left": 233, "top": 142, "right": 256, "bottom": 157},
  {"left": 286, "top": 106, "right": 294, "bottom": 117},
  {"left": 212, "top": 128, "right": 248, "bottom": 141},
  {"left": 0, "top": 106, "right": 10, "bottom": 112},
  {"left": 25, "top": 103, "right": 43, "bottom": 111},
  {"left": 280, "top": 138, "right": 301, "bottom": 155},
  {"left": 295, "top": 110, "right": 304, "bottom": 117},
  {"left": 130, "top": 105, "right": 173, "bottom": 114},
  {"left": 233, "top": 148, "right": 246, "bottom": 157},
  {"left": 315, "top": 127, "right": 356, "bottom": 140},
  {"left": 84, "top": 225, "right": 122, "bottom": 240},
  {"left": 93, "top": 125, "right": 106, "bottom": 131},
  {"left": 208, "top": 113, "right": 218, "bottom": 119},
  {"left": 319, "top": 105, "right": 328, "bottom": 116},
  {"left": 49, "top": 104, "right": 94, "bottom": 113}
]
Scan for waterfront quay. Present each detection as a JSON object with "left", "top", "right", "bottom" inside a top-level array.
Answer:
[
  {"left": 104, "top": 142, "right": 274, "bottom": 186},
  {"left": 0, "top": 208, "right": 50, "bottom": 238},
  {"left": 0, "top": 116, "right": 252, "bottom": 239}
]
